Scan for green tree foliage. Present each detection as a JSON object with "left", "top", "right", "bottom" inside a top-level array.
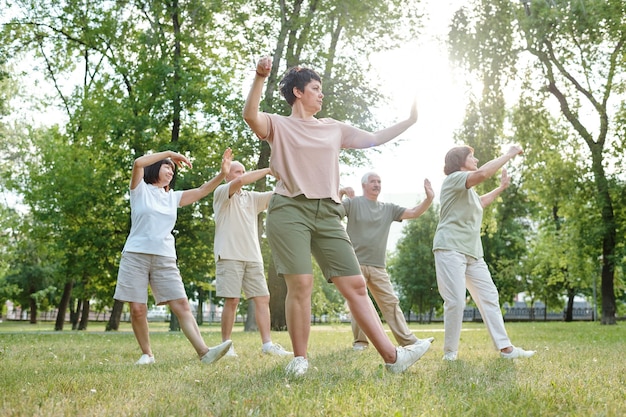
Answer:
[
  {"left": 448, "top": 0, "right": 626, "bottom": 323},
  {"left": 0, "top": 0, "right": 425, "bottom": 330},
  {"left": 388, "top": 206, "right": 440, "bottom": 322}
]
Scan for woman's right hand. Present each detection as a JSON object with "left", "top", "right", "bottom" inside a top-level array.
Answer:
[{"left": 256, "top": 56, "right": 271, "bottom": 78}]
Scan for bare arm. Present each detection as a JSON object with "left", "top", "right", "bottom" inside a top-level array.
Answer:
[
  {"left": 400, "top": 178, "right": 435, "bottom": 220},
  {"left": 243, "top": 56, "right": 272, "bottom": 139},
  {"left": 367, "top": 100, "right": 418, "bottom": 147},
  {"left": 130, "top": 151, "right": 191, "bottom": 190},
  {"left": 466, "top": 145, "right": 523, "bottom": 189},
  {"left": 227, "top": 167, "right": 272, "bottom": 197},
  {"left": 479, "top": 167, "right": 510, "bottom": 208},
  {"left": 179, "top": 148, "right": 233, "bottom": 207},
  {"left": 339, "top": 186, "right": 355, "bottom": 199}
]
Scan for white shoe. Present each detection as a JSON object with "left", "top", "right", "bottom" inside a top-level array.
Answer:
[
  {"left": 200, "top": 340, "right": 232, "bottom": 364},
  {"left": 385, "top": 342, "right": 431, "bottom": 374},
  {"left": 413, "top": 337, "right": 434, "bottom": 346},
  {"left": 285, "top": 356, "right": 309, "bottom": 377},
  {"left": 263, "top": 343, "right": 293, "bottom": 356},
  {"left": 225, "top": 345, "right": 238, "bottom": 357},
  {"left": 353, "top": 343, "right": 369, "bottom": 351},
  {"left": 500, "top": 346, "right": 536, "bottom": 359},
  {"left": 442, "top": 351, "right": 458, "bottom": 361},
  {"left": 135, "top": 354, "right": 155, "bottom": 365}
]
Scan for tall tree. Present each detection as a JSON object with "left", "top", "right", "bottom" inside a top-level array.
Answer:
[{"left": 449, "top": 0, "right": 625, "bottom": 324}]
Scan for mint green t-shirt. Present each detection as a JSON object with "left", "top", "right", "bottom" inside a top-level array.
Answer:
[{"left": 433, "top": 171, "right": 484, "bottom": 259}]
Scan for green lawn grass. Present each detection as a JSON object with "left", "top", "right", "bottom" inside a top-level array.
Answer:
[{"left": 0, "top": 320, "right": 624, "bottom": 416}]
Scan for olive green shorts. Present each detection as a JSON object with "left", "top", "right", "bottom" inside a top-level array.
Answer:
[{"left": 266, "top": 194, "right": 361, "bottom": 281}]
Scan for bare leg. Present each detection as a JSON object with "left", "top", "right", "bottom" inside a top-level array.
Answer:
[
  {"left": 252, "top": 295, "right": 272, "bottom": 344},
  {"left": 284, "top": 274, "right": 313, "bottom": 358},
  {"left": 332, "top": 275, "right": 396, "bottom": 363},
  {"left": 130, "top": 302, "right": 152, "bottom": 356},
  {"left": 221, "top": 297, "right": 239, "bottom": 342},
  {"left": 168, "top": 298, "right": 209, "bottom": 357}
]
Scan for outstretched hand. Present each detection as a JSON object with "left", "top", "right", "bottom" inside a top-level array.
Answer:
[
  {"left": 220, "top": 148, "right": 233, "bottom": 176},
  {"left": 408, "top": 99, "right": 418, "bottom": 124},
  {"left": 170, "top": 152, "right": 193, "bottom": 170},
  {"left": 500, "top": 167, "right": 511, "bottom": 189},
  {"left": 256, "top": 56, "right": 271, "bottom": 78},
  {"left": 423, "top": 178, "right": 434, "bottom": 201}
]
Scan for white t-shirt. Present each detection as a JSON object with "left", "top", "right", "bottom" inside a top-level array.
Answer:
[
  {"left": 122, "top": 180, "right": 183, "bottom": 258},
  {"left": 213, "top": 182, "right": 272, "bottom": 262}
]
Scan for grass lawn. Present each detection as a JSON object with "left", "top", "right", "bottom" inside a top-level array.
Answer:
[{"left": 0, "top": 320, "right": 624, "bottom": 416}]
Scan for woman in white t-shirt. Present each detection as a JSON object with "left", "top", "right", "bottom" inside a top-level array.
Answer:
[
  {"left": 433, "top": 144, "right": 536, "bottom": 361},
  {"left": 243, "top": 56, "right": 430, "bottom": 376},
  {"left": 114, "top": 149, "right": 233, "bottom": 365}
]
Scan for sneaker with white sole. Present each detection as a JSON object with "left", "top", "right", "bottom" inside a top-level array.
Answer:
[
  {"left": 500, "top": 346, "right": 536, "bottom": 359},
  {"left": 413, "top": 337, "right": 435, "bottom": 346},
  {"left": 442, "top": 351, "right": 458, "bottom": 361},
  {"left": 385, "top": 342, "right": 431, "bottom": 374},
  {"left": 225, "top": 345, "right": 238, "bottom": 357},
  {"left": 353, "top": 343, "right": 369, "bottom": 351},
  {"left": 263, "top": 343, "right": 293, "bottom": 356},
  {"left": 285, "top": 356, "right": 309, "bottom": 377},
  {"left": 135, "top": 354, "right": 155, "bottom": 365},
  {"left": 200, "top": 340, "right": 232, "bottom": 364}
]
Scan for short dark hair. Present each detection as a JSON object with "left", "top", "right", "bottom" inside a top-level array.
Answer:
[
  {"left": 279, "top": 66, "right": 322, "bottom": 106},
  {"left": 143, "top": 158, "right": 175, "bottom": 186},
  {"left": 444, "top": 146, "right": 474, "bottom": 175}
]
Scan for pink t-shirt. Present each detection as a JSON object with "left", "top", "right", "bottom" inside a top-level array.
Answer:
[{"left": 263, "top": 113, "right": 375, "bottom": 203}]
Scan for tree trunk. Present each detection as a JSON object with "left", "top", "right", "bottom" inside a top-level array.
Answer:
[
  {"left": 268, "top": 259, "right": 287, "bottom": 331},
  {"left": 244, "top": 299, "right": 258, "bottom": 332},
  {"left": 564, "top": 289, "right": 574, "bottom": 322},
  {"left": 78, "top": 298, "right": 90, "bottom": 330},
  {"left": 169, "top": 311, "right": 180, "bottom": 331},
  {"left": 196, "top": 288, "right": 204, "bottom": 325},
  {"left": 105, "top": 299, "right": 124, "bottom": 331},
  {"left": 55, "top": 281, "right": 73, "bottom": 331},
  {"left": 71, "top": 298, "right": 81, "bottom": 330},
  {"left": 29, "top": 289, "right": 37, "bottom": 324}
]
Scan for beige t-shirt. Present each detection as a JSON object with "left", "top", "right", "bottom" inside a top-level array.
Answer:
[
  {"left": 262, "top": 113, "right": 374, "bottom": 203},
  {"left": 213, "top": 183, "right": 272, "bottom": 262}
]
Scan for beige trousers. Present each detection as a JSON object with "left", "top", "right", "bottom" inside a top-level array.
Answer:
[{"left": 351, "top": 265, "right": 418, "bottom": 347}]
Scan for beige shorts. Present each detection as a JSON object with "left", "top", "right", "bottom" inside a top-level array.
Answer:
[
  {"left": 114, "top": 252, "right": 187, "bottom": 305},
  {"left": 215, "top": 259, "right": 269, "bottom": 299}
]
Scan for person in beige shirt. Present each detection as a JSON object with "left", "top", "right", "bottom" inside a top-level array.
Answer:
[{"left": 243, "top": 56, "right": 431, "bottom": 377}]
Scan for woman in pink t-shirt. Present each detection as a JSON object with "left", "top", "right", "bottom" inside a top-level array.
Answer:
[{"left": 243, "top": 56, "right": 430, "bottom": 376}]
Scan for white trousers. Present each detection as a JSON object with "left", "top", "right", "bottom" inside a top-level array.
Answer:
[{"left": 434, "top": 250, "right": 511, "bottom": 353}]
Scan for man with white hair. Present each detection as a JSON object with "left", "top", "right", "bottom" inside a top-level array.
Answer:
[
  {"left": 340, "top": 172, "right": 435, "bottom": 350},
  {"left": 213, "top": 160, "right": 292, "bottom": 357}
]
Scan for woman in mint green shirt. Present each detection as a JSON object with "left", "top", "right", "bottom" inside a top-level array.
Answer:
[{"left": 433, "top": 145, "right": 536, "bottom": 361}]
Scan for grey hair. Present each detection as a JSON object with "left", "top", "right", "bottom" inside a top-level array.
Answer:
[{"left": 361, "top": 171, "right": 379, "bottom": 185}]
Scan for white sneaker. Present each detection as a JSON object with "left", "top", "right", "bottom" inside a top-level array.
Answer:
[
  {"left": 135, "top": 354, "right": 155, "bottom": 365},
  {"left": 385, "top": 342, "right": 431, "bottom": 374},
  {"left": 285, "top": 356, "right": 309, "bottom": 377},
  {"left": 225, "top": 345, "right": 238, "bottom": 357},
  {"left": 500, "top": 346, "right": 536, "bottom": 359},
  {"left": 263, "top": 343, "right": 293, "bottom": 356},
  {"left": 200, "top": 340, "right": 232, "bottom": 364},
  {"left": 353, "top": 343, "right": 369, "bottom": 351},
  {"left": 442, "top": 351, "right": 458, "bottom": 361},
  {"left": 412, "top": 337, "right": 434, "bottom": 346}
]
